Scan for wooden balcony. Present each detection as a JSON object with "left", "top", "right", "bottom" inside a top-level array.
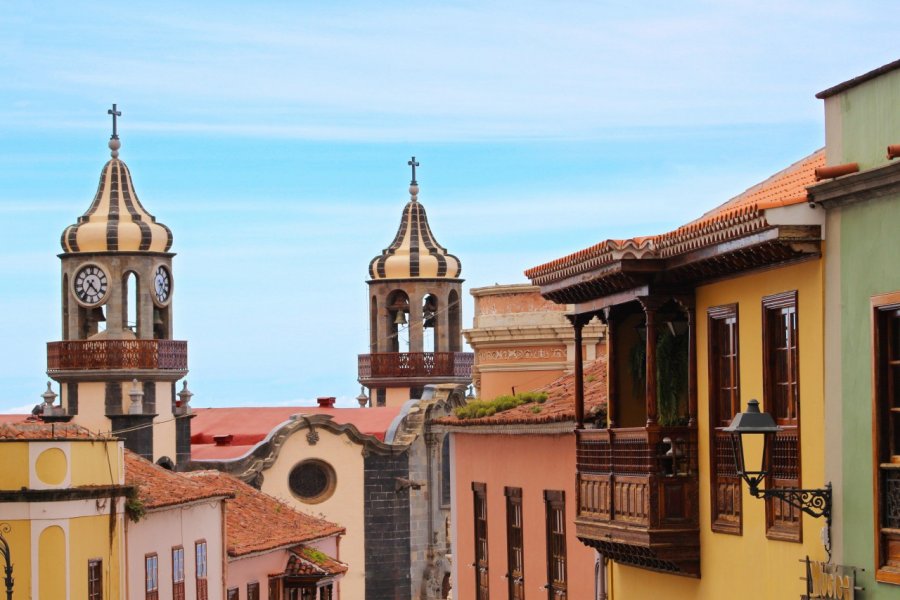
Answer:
[
  {"left": 575, "top": 426, "right": 700, "bottom": 577},
  {"left": 47, "top": 339, "right": 188, "bottom": 376},
  {"left": 358, "top": 352, "right": 473, "bottom": 387}
]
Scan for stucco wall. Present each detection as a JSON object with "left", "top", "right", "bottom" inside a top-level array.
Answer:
[
  {"left": 609, "top": 259, "right": 826, "bottom": 600},
  {"left": 126, "top": 501, "right": 225, "bottom": 600},
  {"left": 452, "top": 432, "right": 596, "bottom": 600},
  {"left": 259, "top": 427, "right": 365, "bottom": 600}
]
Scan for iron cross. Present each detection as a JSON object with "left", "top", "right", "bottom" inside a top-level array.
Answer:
[
  {"left": 408, "top": 156, "right": 419, "bottom": 184},
  {"left": 108, "top": 103, "right": 122, "bottom": 139}
]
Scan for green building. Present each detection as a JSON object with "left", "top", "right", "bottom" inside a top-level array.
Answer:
[{"left": 810, "top": 58, "right": 900, "bottom": 596}]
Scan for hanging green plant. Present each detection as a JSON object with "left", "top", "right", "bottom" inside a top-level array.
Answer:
[
  {"left": 656, "top": 328, "right": 689, "bottom": 426},
  {"left": 629, "top": 337, "right": 646, "bottom": 398}
]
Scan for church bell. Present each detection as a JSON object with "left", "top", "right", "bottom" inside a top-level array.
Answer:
[{"left": 394, "top": 310, "right": 408, "bottom": 326}]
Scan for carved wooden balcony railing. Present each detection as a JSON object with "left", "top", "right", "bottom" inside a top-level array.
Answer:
[
  {"left": 358, "top": 352, "right": 473, "bottom": 383},
  {"left": 47, "top": 339, "right": 188, "bottom": 373},
  {"left": 575, "top": 426, "right": 701, "bottom": 577}
]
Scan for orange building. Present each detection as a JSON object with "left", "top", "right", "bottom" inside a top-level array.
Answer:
[
  {"left": 464, "top": 284, "right": 604, "bottom": 401},
  {"left": 440, "top": 359, "right": 607, "bottom": 599}
]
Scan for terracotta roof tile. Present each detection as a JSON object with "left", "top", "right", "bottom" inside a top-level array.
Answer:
[
  {"left": 184, "top": 470, "right": 344, "bottom": 557},
  {"left": 0, "top": 422, "right": 112, "bottom": 440},
  {"left": 439, "top": 353, "right": 607, "bottom": 428},
  {"left": 282, "top": 545, "right": 348, "bottom": 577},
  {"left": 525, "top": 150, "right": 824, "bottom": 285},
  {"left": 124, "top": 451, "right": 230, "bottom": 510}
]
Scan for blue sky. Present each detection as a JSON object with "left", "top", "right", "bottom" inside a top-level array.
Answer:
[{"left": 0, "top": 1, "right": 895, "bottom": 412}]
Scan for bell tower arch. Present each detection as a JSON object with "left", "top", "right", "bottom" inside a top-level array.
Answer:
[
  {"left": 48, "top": 108, "right": 192, "bottom": 467},
  {"left": 359, "top": 158, "right": 473, "bottom": 406}
]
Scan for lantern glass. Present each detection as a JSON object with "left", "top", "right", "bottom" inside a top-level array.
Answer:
[{"left": 725, "top": 399, "right": 780, "bottom": 495}]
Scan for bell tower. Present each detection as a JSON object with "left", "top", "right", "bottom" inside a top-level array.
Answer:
[
  {"left": 359, "top": 157, "right": 473, "bottom": 406},
  {"left": 48, "top": 106, "right": 192, "bottom": 467}
]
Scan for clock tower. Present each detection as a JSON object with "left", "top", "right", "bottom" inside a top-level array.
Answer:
[{"left": 48, "top": 108, "right": 191, "bottom": 467}]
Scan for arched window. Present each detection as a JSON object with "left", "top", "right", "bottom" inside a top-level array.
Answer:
[
  {"left": 448, "top": 289, "right": 461, "bottom": 352},
  {"left": 424, "top": 294, "right": 439, "bottom": 353},
  {"left": 387, "top": 290, "right": 411, "bottom": 353},
  {"left": 123, "top": 271, "right": 139, "bottom": 334}
]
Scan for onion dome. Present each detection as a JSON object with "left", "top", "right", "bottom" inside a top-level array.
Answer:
[
  {"left": 60, "top": 137, "right": 173, "bottom": 254},
  {"left": 368, "top": 180, "right": 462, "bottom": 280}
]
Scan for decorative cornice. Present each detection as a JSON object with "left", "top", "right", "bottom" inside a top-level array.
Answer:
[
  {"left": 433, "top": 421, "right": 576, "bottom": 436},
  {"left": 188, "top": 414, "right": 410, "bottom": 485},
  {"left": 0, "top": 485, "right": 132, "bottom": 502}
]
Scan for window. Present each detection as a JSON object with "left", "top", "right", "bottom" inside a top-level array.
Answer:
[
  {"left": 195, "top": 541, "right": 208, "bottom": 600},
  {"left": 441, "top": 436, "right": 452, "bottom": 507},
  {"left": 88, "top": 559, "right": 103, "bottom": 600},
  {"left": 505, "top": 487, "right": 525, "bottom": 600},
  {"left": 473, "top": 482, "right": 489, "bottom": 600},
  {"left": 288, "top": 459, "right": 337, "bottom": 503},
  {"left": 269, "top": 578, "right": 282, "bottom": 600},
  {"left": 708, "top": 304, "right": 742, "bottom": 534},
  {"left": 227, "top": 588, "right": 239, "bottom": 600},
  {"left": 145, "top": 554, "right": 159, "bottom": 600},
  {"left": 247, "top": 581, "right": 260, "bottom": 600},
  {"left": 762, "top": 291, "right": 802, "bottom": 541},
  {"left": 172, "top": 546, "right": 185, "bottom": 600},
  {"left": 873, "top": 294, "right": 900, "bottom": 583},
  {"left": 544, "top": 490, "right": 567, "bottom": 600}
]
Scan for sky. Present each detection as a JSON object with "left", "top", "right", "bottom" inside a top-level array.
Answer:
[{"left": 0, "top": 1, "right": 896, "bottom": 412}]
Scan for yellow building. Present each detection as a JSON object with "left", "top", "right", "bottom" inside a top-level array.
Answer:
[
  {"left": 525, "top": 151, "right": 831, "bottom": 599},
  {"left": 0, "top": 422, "right": 128, "bottom": 600}
]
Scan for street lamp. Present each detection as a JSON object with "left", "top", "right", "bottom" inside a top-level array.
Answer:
[
  {"left": 0, "top": 523, "right": 13, "bottom": 600},
  {"left": 725, "top": 400, "right": 832, "bottom": 534}
]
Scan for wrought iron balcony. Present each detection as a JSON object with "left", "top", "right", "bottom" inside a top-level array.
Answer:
[
  {"left": 575, "top": 426, "right": 700, "bottom": 577},
  {"left": 358, "top": 351, "right": 473, "bottom": 385},
  {"left": 47, "top": 339, "right": 188, "bottom": 373}
]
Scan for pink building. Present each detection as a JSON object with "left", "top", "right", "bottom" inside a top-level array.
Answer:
[
  {"left": 440, "top": 358, "right": 607, "bottom": 600},
  {"left": 185, "top": 470, "right": 346, "bottom": 600}
]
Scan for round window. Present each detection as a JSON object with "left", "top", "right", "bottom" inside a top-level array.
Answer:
[{"left": 288, "top": 460, "right": 336, "bottom": 503}]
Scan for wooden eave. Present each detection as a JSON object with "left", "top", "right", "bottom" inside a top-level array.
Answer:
[
  {"left": 539, "top": 225, "right": 822, "bottom": 309},
  {"left": 807, "top": 160, "right": 900, "bottom": 208}
]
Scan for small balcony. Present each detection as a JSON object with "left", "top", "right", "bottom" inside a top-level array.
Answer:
[
  {"left": 575, "top": 426, "right": 700, "bottom": 577},
  {"left": 358, "top": 351, "right": 473, "bottom": 387},
  {"left": 47, "top": 339, "right": 188, "bottom": 376}
]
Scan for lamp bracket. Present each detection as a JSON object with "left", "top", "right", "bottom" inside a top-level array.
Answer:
[{"left": 752, "top": 482, "right": 832, "bottom": 525}]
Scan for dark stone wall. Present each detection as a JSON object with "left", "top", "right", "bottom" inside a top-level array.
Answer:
[
  {"left": 108, "top": 414, "right": 155, "bottom": 461},
  {"left": 105, "top": 381, "right": 122, "bottom": 414},
  {"left": 67, "top": 382, "right": 79, "bottom": 415},
  {"left": 176, "top": 414, "right": 193, "bottom": 470},
  {"left": 364, "top": 451, "right": 411, "bottom": 600}
]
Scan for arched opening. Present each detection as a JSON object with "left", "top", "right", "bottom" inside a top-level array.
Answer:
[
  {"left": 447, "top": 289, "right": 461, "bottom": 352},
  {"left": 423, "top": 293, "right": 438, "bottom": 353},
  {"left": 386, "top": 290, "right": 411, "bottom": 353},
  {"left": 370, "top": 295, "right": 378, "bottom": 352},
  {"left": 122, "top": 271, "right": 139, "bottom": 335}
]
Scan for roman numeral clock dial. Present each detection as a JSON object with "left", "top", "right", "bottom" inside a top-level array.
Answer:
[
  {"left": 154, "top": 265, "right": 172, "bottom": 305},
  {"left": 73, "top": 264, "right": 109, "bottom": 306}
]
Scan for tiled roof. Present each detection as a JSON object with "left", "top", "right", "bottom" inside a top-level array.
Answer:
[
  {"left": 184, "top": 470, "right": 344, "bottom": 557},
  {"left": 0, "top": 422, "right": 111, "bottom": 440},
  {"left": 190, "top": 406, "right": 402, "bottom": 460},
  {"left": 124, "top": 451, "right": 230, "bottom": 510},
  {"left": 438, "top": 354, "right": 607, "bottom": 428},
  {"left": 525, "top": 150, "right": 824, "bottom": 285},
  {"left": 282, "top": 545, "right": 348, "bottom": 577}
]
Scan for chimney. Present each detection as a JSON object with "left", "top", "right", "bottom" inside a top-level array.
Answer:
[{"left": 317, "top": 397, "right": 337, "bottom": 408}]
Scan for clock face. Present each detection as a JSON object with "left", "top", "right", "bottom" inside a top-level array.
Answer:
[
  {"left": 153, "top": 265, "right": 172, "bottom": 304},
  {"left": 73, "top": 264, "right": 109, "bottom": 306}
]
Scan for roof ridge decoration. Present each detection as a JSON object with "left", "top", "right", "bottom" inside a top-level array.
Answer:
[
  {"left": 525, "top": 149, "right": 824, "bottom": 286},
  {"left": 60, "top": 111, "right": 173, "bottom": 254},
  {"left": 368, "top": 159, "right": 462, "bottom": 280}
]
